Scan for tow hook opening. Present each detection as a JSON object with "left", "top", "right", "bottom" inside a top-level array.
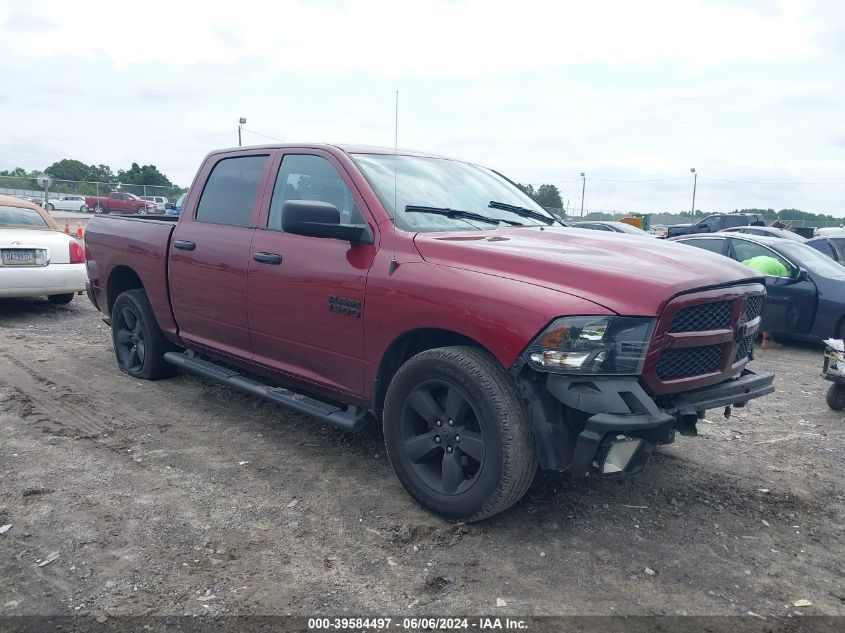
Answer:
[{"left": 593, "top": 434, "right": 653, "bottom": 476}]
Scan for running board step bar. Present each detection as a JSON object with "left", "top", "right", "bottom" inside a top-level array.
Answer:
[{"left": 163, "top": 351, "right": 368, "bottom": 433}]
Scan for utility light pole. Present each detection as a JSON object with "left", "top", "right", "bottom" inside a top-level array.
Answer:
[
  {"left": 580, "top": 172, "right": 586, "bottom": 219},
  {"left": 690, "top": 167, "right": 697, "bottom": 222},
  {"left": 238, "top": 117, "right": 247, "bottom": 147}
]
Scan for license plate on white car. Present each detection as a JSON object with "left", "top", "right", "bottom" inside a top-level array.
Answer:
[{"left": 2, "top": 249, "right": 37, "bottom": 265}]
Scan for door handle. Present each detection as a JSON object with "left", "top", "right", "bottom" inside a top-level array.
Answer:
[
  {"left": 253, "top": 252, "right": 282, "bottom": 265},
  {"left": 173, "top": 240, "right": 196, "bottom": 251}
]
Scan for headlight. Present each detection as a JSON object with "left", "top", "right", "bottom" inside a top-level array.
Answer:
[{"left": 523, "top": 316, "right": 655, "bottom": 375}]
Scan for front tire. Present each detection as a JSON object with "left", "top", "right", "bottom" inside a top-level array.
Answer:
[
  {"left": 48, "top": 293, "right": 74, "bottom": 304},
  {"left": 111, "top": 289, "right": 176, "bottom": 380},
  {"left": 826, "top": 383, "right": 845, "bottom": 410},
  {"left": 46, "top": 203, "right": 55, "bottom": 211},
  {"left": 383, "top": 346, "right": 536, "bottom": 522},
  {"left": 80, "top": 205, "right": 88, "bottom": 213}
]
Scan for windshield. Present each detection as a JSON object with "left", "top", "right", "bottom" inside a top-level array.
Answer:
[
  {"left": 0, "top": 205, "right": 49, "bottom": 229},
  {"left": 352, "top": 154, "right": 556, "bottom": 232},
  {"left": 780, "top": 242, "right": 845, "bottom": 278}
]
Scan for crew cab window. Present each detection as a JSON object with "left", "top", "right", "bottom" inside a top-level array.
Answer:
[
  {"left": 724, "top": 215, "right": 746, "bottom": 228},
  {"left": 196, "top": 155, "right": 269, "bottom": 226},
  {"left": 729, "top": 239, "right": 793, "bottom": 277},
  {"left": 267, "top": 154, "right": 364, "bottom": 231},
  {"left": 682, "top": 238, "right": 725, "bottom": 254},
  {"left": 697, "top": 215, "right": 719, "bottom": 231}
]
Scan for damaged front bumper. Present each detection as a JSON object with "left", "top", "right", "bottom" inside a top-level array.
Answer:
[{"left": 523, "top": 369, "right": 775, "bottom": 478}]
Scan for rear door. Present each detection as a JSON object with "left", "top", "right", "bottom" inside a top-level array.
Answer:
[
  {"left": 247, "top": 150, "right": 378, "bottom": 396},
  {"left": 169, "top": 151, "right": 273, "bottom": 359},
  {"left": 727, "top": 238, "right": 817, "bottom": 334}
]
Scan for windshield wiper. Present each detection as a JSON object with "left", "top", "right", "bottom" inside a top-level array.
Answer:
[
  {"left": 488, "top": 201, "right": 558, "bottom": 225},
  {"left": 405, "top": 205, "right": 523, "bottom": 226}
]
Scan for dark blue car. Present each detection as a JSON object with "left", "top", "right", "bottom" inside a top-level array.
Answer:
[{"left": 672, "top": 233, "right": 845, "bottom": 342}]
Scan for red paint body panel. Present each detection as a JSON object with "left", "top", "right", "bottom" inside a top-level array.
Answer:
[
  {"left": 84, "top": 143, "right": 767, "bottom": 412},
  {"left": 83, "top": 216, "right": 179, "bottom": 339}
]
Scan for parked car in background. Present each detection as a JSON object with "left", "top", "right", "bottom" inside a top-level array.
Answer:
[
  {"left": 83, "top": 142, "right": 774, "bottom": 521},
  {"left": 718, "top": 226, "right": 806, "bottom": 242},
  {"left": 650, "top": 224, "right": 669, "bottom": 238},
  {"left": 667, "top": 212, "right": 765, "bottom": 238},
  {"left": 84, "top": 192, "right": 155, "bottom": 215},
  {"left": 0, "top": 195, "right": 87, "bottom": 304},
  {"left": 572, "top": 221, "right": 652, "bottom": 236},
  {"left": 815, "top": 227, "right": 845, "bottom": 237},
  {"left": 806, "top": 236, "right": 845, "bottom": 263},
  {"left": 671, "top": 233, "right": 845, "bottom": 342},
  {"left": 165, "top": 192, "right": 187, "bottom": 216},
  {"left": 45, "top": 195, "right": 88, "bottom": 212},
  {"left": 140, "top": 196, "right": 168, "bottom": 212}
]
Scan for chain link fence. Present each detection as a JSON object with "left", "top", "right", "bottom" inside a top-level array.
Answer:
[{"left": 0, "top": 175, "right": 184, "bottom": 205}]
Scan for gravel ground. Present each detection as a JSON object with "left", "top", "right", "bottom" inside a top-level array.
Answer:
[{"left": 0, "top": 296, "right": 843, "bottom": 619}]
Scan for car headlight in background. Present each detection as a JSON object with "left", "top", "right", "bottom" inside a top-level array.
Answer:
[{"left": 523, "top": 316, "right": 655, "bottom": 375}]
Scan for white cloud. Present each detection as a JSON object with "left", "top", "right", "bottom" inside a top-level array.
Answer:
[{"left": 2, "top": 0, "right": 820, "bottom": 75}]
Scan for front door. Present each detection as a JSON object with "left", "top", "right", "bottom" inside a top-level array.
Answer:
[
  {"left": 169, "top": 152, "right": 272, "bottom": 359},
  {"left": 728, "top": 238, "right": 817, "bottom": 334},
  {"left": 247, "top": 150, "right": 378, "bottom": 397}
]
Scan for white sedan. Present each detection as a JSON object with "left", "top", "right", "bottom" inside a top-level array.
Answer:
[
  {"left": 45, "top": 195, "right": 88, "bottom": 212},
  {"left": 0, "top": 195, "right": 87, "bottom": 304}
]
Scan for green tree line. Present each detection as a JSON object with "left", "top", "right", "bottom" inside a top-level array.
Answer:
[{"left": 0, "top": 159, "right": 185, "bottom": 199}]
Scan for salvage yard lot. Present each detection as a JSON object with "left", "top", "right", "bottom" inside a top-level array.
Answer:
[{"left": 1, "top": 298, "right": 843, "bottom": 617}]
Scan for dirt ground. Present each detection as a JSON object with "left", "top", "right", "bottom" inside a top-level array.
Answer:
[{"left": 1, "top": 297, "right": 843, "bottom": 618}]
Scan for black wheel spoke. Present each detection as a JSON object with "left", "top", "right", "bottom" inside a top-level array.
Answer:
[
  {"left": 116, "top": 329, "right": 133, "bottom": 344},
  {"left": 128, "top": 346, "right": 140, "bottom": 369},
  {"left": 121, "top": 308, "right": 137, "bottom": 331},
  {"left": 408, "top": 388, "right": 442, "bottom": 424},
  {"left": 440, "top": 450, "right": 464, "bottom": 494},
  {"left": 404, "top": 432, "right": 441, "bottom": 463},
  {"left": 136, "top": 341, "right": 145, "bottom": 364},
  {"left": 444, "top": 385, "right": 469, "bottom": 425},
  {"left": 457, "top": 430, "right": 484, "bottom": 462}
]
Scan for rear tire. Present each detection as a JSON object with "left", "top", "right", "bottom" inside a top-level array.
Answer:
[
  {"left": 826, "top": 383, "right": 845, "bottom": 410},
  {"left": 383, "top": 346, "right": 536, "bottom": 522},
  {"left": 111, "top": 288, "right": 177, "bottom": 380},
  {"left": 80, "top": 205, "right": 88, "bottom": 213},
  {"left": 48, "top": 293, "right": 74, "bottom": 304},
  {"left": 46, "top": 203, "right": 55, "bottom": 211}
]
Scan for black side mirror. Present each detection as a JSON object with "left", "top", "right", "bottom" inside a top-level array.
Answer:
[
  {"left": 282, "top": 200, "right": 373, "bottom": 244},
  {"left": 793, "top": 267, "right": 810, "bottom": 282}
]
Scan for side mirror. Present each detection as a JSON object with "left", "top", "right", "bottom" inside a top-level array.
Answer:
[
  {"left": 282, "top": 200, "right": 373, "bottom": 244},
  {"left": 793, "top": 267, "right": 810, "bottom": 282}
]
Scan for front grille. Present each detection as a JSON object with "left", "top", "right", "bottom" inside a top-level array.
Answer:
[
  {"left": 669, "top": 300, "right": 732, "bottom": 333},
  {"left": 744, "top": 295, "right": 763, "bottom": 321},
  {"left": 735, "top": 333, "right": 755, "bottom": 363},
  {"left": 656, "top": 344, "right": 723, "bottom": 380}
]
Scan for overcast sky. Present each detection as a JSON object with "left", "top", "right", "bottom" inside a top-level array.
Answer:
[{"left": 2, "top": 0, "right": 844, "bottom": 215}]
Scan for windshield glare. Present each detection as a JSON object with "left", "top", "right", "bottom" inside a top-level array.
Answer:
[
  {"left": 352, "top": 154, "right": 555, "bottom": 232},
  {"left": 783, "top": 243, "right": 845, "bottom": 277},
  {"left": 0, "top": 205, "right": 49, "bottom": 228}
]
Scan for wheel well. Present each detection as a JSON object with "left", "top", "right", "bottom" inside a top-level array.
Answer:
[
  {"left": 373, "top": 328, "right": 491, "bottom": 419},
  {"left": 107, "top": 266, "right": 143, "bottom": 315}
]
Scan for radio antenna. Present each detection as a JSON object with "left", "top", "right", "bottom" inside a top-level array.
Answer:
[{"left": 388, "top": 90, "right": 399, "bottom": 275}]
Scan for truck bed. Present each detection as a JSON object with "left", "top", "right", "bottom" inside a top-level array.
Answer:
[{"left": 85, "top": 215, "right": 180, "bottom": 338}]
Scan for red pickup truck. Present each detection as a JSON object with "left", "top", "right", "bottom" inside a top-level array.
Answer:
[
  {"left": 84, "top": 144, "right": 775, "bottom": 521},
  {"left": 84, "top": 192, "right": 155, "bottom": 215}
]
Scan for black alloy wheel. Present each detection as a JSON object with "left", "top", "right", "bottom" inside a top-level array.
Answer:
[
  {"left": 115, "top": 305, "right": 146, "bottom": 373},
  {"left": 400, "top": 379, "right": 485, "bottom": 496}
]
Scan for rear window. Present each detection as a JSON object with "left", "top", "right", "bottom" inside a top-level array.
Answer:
[
  {"left": 0, "top": 205, "right": 49, "bottom": 228},
  {"left": 196, "top": 155, "right": 269, "bottom": 226}
]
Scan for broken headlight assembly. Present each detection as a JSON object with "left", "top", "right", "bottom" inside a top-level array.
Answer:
[{"left": 523, "top": 316, "right": 655, "bottom": 375}]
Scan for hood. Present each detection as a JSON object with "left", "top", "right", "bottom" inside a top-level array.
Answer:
[{"left": 413, "top": 227, "right": 762, "bottom": 316}]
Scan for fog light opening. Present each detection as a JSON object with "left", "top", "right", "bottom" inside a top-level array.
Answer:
[{"left": 599, "top": 435, "right": 643, "bottom": 475}]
